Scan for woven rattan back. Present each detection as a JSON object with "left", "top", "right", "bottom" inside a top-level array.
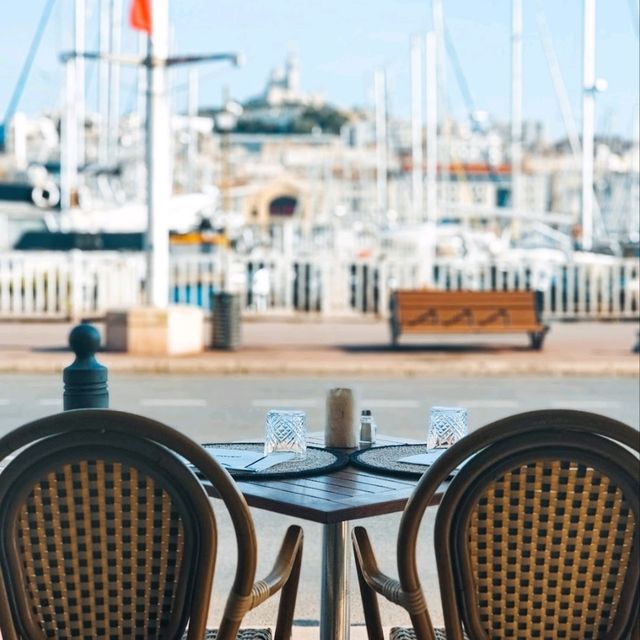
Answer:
[
  {"left": 397, "top": 410, "right": 639, "bottom": 640},
  {"left": 0, "top": 410, "right": 258, "bottom": 640},
  {"left": 465, "top": 457, "right": 635, "bottom": 639}
]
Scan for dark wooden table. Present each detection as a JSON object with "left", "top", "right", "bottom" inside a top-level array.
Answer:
[{"left": 204, "top": 435, "right": 426, "bottom": 640}]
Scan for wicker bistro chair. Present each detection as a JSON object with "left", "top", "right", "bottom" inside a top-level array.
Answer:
[
  {"left": 352, "top": 410, "right": 639, "bottom": 640},
  {"left": 0, "top": 409, "right": 304, "bottom": 640}
]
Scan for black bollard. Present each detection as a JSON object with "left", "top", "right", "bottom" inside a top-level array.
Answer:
[{"left": 63, "top": 324, "right": 109, "bottom": 410}]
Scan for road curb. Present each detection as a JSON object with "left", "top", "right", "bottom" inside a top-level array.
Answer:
[{"left": 0, "top": 353, "right": 637, "bottom": 377}]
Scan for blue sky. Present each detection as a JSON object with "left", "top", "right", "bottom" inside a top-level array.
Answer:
[{"left": 1, "top": 0, "right": 638, "bottom": 140}]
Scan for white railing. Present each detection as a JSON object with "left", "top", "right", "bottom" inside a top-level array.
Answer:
[
  {"left": 0, "top": 251, "right": 145, "bottom": 320},
  {"left": 170, "top": 253, "right": 226, "bottom": 309},
  {"left": 220, "top": 255, "right": 325, "bottom": 312},
  {"left": 0, "top": 251, "right": 638, "bottom": 321},
  {"left": 352, "top": 256, "right": 640, "bottom": 320}
]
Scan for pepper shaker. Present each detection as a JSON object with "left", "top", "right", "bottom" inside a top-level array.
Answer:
[{"left": 359, "top": 409, "right": 376, "bottom": 447}]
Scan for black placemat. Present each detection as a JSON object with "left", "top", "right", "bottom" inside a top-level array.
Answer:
[
  {"left": 350, "top": 444, "right": 453, "bottom": 479},
  {"left": 199, "top": 442, "right": 349, "bottom": 480}
]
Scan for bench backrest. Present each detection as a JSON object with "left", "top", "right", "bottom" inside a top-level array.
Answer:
[{"left": 392, "top": 290, "right": 543, "bottom": 329}]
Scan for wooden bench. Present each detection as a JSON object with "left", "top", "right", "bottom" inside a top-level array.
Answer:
[{"left": 390, "top": 290, "right": 550, "bottom": 350}]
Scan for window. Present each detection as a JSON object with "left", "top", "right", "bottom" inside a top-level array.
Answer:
[{"left": 269, "top": 196, "right": 298, "bottom": 217}]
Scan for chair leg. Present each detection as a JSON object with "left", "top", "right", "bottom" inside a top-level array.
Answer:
[
  {"left": 409, "top": 612, "right": 439, "bottom": 640},
  {"left": 273, "top": 539, "right": 303, "bottom": 640},
  {"left": 216, "top": 616, "right": 243, "bottom": 640},
  {"left": 354, "top": 548, "right": 385, "bottom": 640}
]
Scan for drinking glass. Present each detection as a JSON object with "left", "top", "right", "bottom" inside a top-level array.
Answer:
[
  {"left": 264, "top": 410, "right": 307, "bottom": 459},
  {"left": 427, "top": 406, "right": 468, "bottom": 449}
]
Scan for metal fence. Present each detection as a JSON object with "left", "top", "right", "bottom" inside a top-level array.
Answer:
[{"left": 0, "top": 251, "right": 638, "bottom": 321}]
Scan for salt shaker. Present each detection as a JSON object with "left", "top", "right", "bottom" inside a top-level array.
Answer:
[{"left": 359, "top": 409, "right": 376, "bottom": 447}]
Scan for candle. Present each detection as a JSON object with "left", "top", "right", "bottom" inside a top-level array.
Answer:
[{"left": 325, "top": 387, "right": 358, "bottom": 448}]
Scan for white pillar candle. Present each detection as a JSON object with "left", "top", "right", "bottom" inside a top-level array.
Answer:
[{"left": 325, "top": 387, "right": 358, "bottom": 448}]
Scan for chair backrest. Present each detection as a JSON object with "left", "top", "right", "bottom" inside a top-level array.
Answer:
[
  {"left": 397, "top": 410, "right": 639, "bottom": 640},
  {"left": 0, "top": 409, "right": 258, "bottom": 640}
]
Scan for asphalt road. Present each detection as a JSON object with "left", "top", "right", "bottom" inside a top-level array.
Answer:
[
  {"left": 0, "top": 374, "right": 638, "bottom": 437},
  {"left": 0, "top": 374, "right": 638, "bottom": 631}
]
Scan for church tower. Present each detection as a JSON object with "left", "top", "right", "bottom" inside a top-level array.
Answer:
[{"left": 285, "top": 52, "right": 300, "bottom": 93}]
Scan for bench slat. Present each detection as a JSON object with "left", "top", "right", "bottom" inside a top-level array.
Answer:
[
  {"left": 400, "top": 324, "right": 545, "bottom": 334},
  {"left": 395, "top": 294, "right": 536, "bottom": 304},
  {"left": 398, "top": 309, "right": 540, "bottom": 325},
  {"left": 398, "top": 303, "right": 539, "bottom": 314},
  {"left": 395, "top": 290, "right": 535, "bottom": 298}
]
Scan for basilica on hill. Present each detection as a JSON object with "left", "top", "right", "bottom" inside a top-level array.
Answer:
[{"left": 250, "top": 52, "right": 324, "bottom": 109}]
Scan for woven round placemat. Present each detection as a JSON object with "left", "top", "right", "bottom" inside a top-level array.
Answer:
[
  {"left": 350, "top": 444, "right": 449, "bottom": 479},
  {"left": 200, "top": 443, "right": 349, "bottom": 480}
]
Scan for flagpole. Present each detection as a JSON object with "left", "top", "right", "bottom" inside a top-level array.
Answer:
[
  {"left": 146, "top": 0, "right": 170, "bottom": 308},
  {"left": 125, "top": 0, "right": 238, "bottom": 308}
]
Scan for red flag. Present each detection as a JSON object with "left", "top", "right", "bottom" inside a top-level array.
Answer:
[{"left": 129, "top": 0, "right": 152, "bottom": 34}]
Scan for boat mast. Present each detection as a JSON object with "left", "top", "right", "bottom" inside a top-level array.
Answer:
[
  {"left": 411, "top": 35, "right": 424, "bottom": 222},
  {"left": 109, "top": 0, "right": 123, "bottom": 164},
  {"left": 374, "top": 67, "right": 388, "bottom": 227},
  {"left": 432, "top": 0, "right": 448, "bottom": 193},
  {"left": 61, "top": 53, "right": 78, "bottom": 212},
  {"left": 98, "top": 0, "right": 111, "bottom": 166},
  {"left": 425, "top": 31, "right": 438, "bottom": 225},
  {"left": 136, "top": 33, "right": 146, "bottom": 199},
  {"left": 534, "top": 0, "right": 582, "bottom": 160},
  {"left": 421, "top": 30, "right": 438, "bottom": 287},
  {"left": 187, "top": 69, "right": 199, "bottom": 192},
  {"left": 582, "top": 0, "right": 596, "bottom": 250},
  {"left": 75, "top": 0, "right": 85, "bottom": 169},
  {"left": 511, "top": 0, "right": 523, "bottom": 238},
  {"left": 61, "top": 0, "right": 82, "bottom": 213}
]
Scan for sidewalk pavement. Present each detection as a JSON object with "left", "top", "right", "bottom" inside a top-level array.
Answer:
[
  {"left": 0, "top": 316, "right": 638, "bottom": 376},
  {"left": 283, "top": 626, "right": 370, "bottom": 639}
]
